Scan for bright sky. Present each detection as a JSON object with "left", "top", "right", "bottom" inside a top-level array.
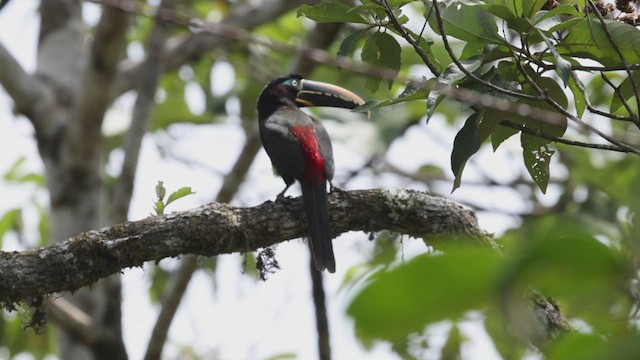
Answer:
[{"left": 0, "top": 2, "right": 551, "bottom": 359}]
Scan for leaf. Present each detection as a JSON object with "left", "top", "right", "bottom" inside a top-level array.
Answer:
[
  {"left": 361, "top": 32, "right": 401, "bottom": 92},
  {"left": 501, "top": 223, "right": 629, "bottom": 328},
  {"left": 0, "top": 208, "right": 22, "bottom": 242},
  {"left": 338, "top": 28, "right": 369, "bottom": 61},
  {"left": 347, "top": 248, "right": 502, "bottom": 344},
  {"left": 166, "top": 186, "right": 195, "bottom": 206},
  {"left": 451, "top": 113, "right": 482, "bottom": 191},
  {"left": 297, "top": 1, "right": 368, "bottom": 24},
  {"left": 483, "top": 0, "right": 548, "bottom": 19},
  {"left": 534, "top": 27, "right": 571, "bottom": 87},
  {"left": 568, "top": 75, "right": 586, "bottom": 117},
  {"left": 3, "top": 156, "right": 45, "bottom": 186},
  {"left": 425, "top": 1, "right": 503, "bottom": 44},
  {"left": 547, "top": 332, "right": 640, "bottom": 360},
  {"left": 492, "top": 122, "right": 519, "bottom": 151},
  {"left": 477, "top": 107, "right": 507, "bottom": 141},
  {"left": 519, "top": 77, "right": 568, "bottom": 138},
  {"left": 558, "top": 18, "right": 640, "bottom": 67},
  {"left": 521, "top": 133, "right": 554, "bottom": 193},
  {"left": 610, "top": 70, "right": 640, "bottom": 114}
]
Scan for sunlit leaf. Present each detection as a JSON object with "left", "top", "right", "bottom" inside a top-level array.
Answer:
[
  {"left": 166, "top": 186, "right": 195, "bottom": 206},
  {"left": 297, "top": 1, "right": 369, "bottom": 24},
  {"left": 425, "top": 1, "right": 503, "bottom": 44},
  {"left": 558, "top": 18, "right": 640, "bottom": 67},
  {"left": 0, "top": 208, "right": 22, "bottom": 242}
]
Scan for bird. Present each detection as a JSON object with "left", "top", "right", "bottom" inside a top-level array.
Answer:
[{"left": 257, "top": 74, "right": 365, "bottom": 273}]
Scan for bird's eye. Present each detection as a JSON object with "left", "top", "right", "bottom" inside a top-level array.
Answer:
[{"left": 289, "top": 79, "right": 299, "bottom": 87}]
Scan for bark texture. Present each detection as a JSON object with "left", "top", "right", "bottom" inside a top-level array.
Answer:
[{"left": 0, "top": 189, "right": 491, "bottom": 304}]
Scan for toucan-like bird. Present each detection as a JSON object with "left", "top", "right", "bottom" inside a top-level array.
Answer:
[{"left": 257, "top": 74, "right": 365, "bottom": 273}]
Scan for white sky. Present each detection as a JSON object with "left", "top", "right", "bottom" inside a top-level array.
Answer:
[{"left": 0, "top": 2, "right": 552, "bottom": 359}]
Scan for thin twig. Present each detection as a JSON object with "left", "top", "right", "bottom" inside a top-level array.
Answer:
[
  {"left": 429, "top": 0, "right": 541, "bottom": 101},
  {"left": 500, "top": 120, "right": 629, "bottom": 152},
  {"left": 570, "top": 71, "right": 637, "bottom": 123},
  {"left": 379, "top": 0, "right": 440, "bottom": 77}
]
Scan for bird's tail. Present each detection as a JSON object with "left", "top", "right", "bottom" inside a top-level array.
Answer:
[{"left": 301, "top": 182, "right": 336, "bottom": 273}]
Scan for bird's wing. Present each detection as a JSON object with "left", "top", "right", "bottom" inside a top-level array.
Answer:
[{"left": 260, "top": 109, "right": 308, "bottom": 182}]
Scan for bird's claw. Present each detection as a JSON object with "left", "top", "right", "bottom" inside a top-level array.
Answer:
[{"left": 329, "top": 182, "right": 346, "bottom": 194}]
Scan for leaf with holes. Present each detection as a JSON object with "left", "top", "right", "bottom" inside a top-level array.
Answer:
[{"left": 521, "top": 133, "right": 554, "bottom": 193}]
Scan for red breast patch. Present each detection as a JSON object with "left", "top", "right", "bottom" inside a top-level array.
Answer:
[{"left": 290, "top": 126, "right": 325, "bottom": 189}]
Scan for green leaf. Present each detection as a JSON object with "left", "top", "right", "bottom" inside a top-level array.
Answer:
[
  {"left": 348, "top": 248, "right": 502, "bottom": 344},
  {"left": 483, "top": 0, "right": 548, "bottom": 19},
  {"left": 425, "top": 1, "right": 503, "bottom": 44},
  {"left": 149, "top": 266, "right": 169, "bottom": 303},
  {"left": 477, "top": 107, "right": 507, "bottom": 141},
  {"left": 547, "top": 332, "right": 640, "bottom": 360},
  {"left": 610, "top": 70, "right": 640, "bottom": 115},
  {"left": 491, "top": 122, "right": 519, "bottom": 151},
  {"left": 500, "top": 224, "right": 629, "bottom": 328},
  {"left": 154, "top": 201, "right": 165, "bottom": 216},
  {"left": 297, "top": 1, "right": 368, "bottom": 24},
  {"left": 568, "top": 75, "right": 586, "bottom": 117},
  {"left": 361, "top": 32, "right": 401, "bottom": 92},
  {"left": 558, "top": 18, "right": 640, "bottom": 67},
  {"left": 534, "top": 27, "right": 571, "bottom": 87},
  {"left": 0, "top": 208, "right": 22, "bottom": 242},
  {"left": 166, "top": 186, "right": 195, "bottom": 206},
  {"left": 521, "top": 133, "right": 554, "bottom": 193},
  {"left": 451, "top": 113, "right": 482, "bottom": 191},
  {"left": 3, "top": 156, "right": 45, "bottom": 186},
  {"left": 338, "top": 28, "right": 369, "bottom": 61}
]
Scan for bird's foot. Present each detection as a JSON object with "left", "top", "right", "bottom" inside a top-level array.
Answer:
[
  {"left": 275, "top": 184, "right": 293, "bottom": 201},
  {"left": 275, "top": 192, "right": 292, "bottom": 202},
  {"left": 329, "top": 182, "right": 346, "bottom": 194}
]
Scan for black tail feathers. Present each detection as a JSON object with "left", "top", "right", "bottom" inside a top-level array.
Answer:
[{"left": 300, "top": 182, "right": 336, "bottom": 273}]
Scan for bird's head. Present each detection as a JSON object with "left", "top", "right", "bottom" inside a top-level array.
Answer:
[{"left": 257, "top": 74, "right": 366, "bottom": 120}]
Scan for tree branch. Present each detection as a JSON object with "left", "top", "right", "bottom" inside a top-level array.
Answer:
[
  {"left": 67, "top": 4, "right": 129, "bottom": 169},
  {"left": 112, "top": 0, "right": 320, "bottom": 97},
  {"left": 0, "top": 189, "right": 490, "bottom": 305},
  {"left": 0, "top": 41, "right": 46, "bottom": 116},
  {"left": 112, "top": 0, "right": 177, "bottom": 224},
  {"left": 144, "top": 21, "right": 351, "bottom": 360}
]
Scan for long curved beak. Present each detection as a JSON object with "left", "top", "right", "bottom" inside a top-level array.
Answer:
[{"left": 295, "top": 79, "right": 365, "bottom": 110}]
